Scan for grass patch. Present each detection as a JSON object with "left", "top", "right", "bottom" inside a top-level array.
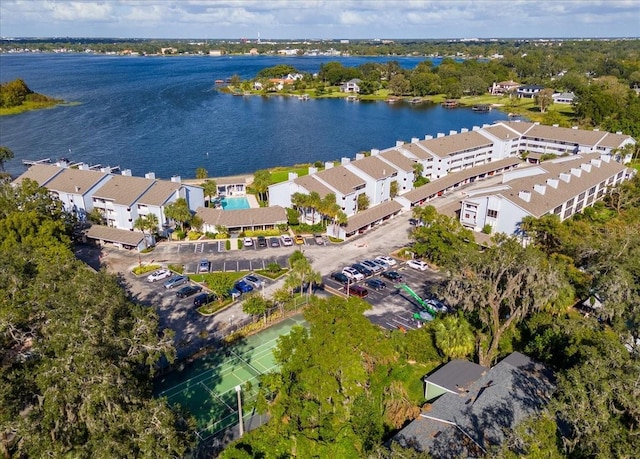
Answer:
[
  {"left": 132, "top": 264, "right": 161, "bottom": 276},
  {"left": 0, "top": 99, "right": 64, "bottom": 116},
  {"left": 328, "top": 236, "right": 343, "bottom": 243},
  {"left": 197, "top": 298, "right": 234, "bottom": 315},
  {"left": 168, "top": 264, "right": 184, "bottom": 274},
  {"left": 255, "top": 267, "right": 289, "bottom": 280},
  {"left": 269, "top": 166, "right": 312, "bottom": 184}
]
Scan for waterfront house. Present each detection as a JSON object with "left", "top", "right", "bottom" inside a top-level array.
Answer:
[
  {"left": 340, "top": 78, "right": 361, "bottom": 93},
  {"left": 393, "top": 352, "right": 555, "bottom": 458},
  {"left": 552, "top": 92, "right": 575, "bottom": 104},
  {"left": 489, "top": 80, "right": 520, "bottom": 95},
  {"left": 516, "top": 84, "right": 545, "bottom": 98}
]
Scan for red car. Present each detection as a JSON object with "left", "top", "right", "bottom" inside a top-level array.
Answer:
[{"left": 346, "top": 285, "right": 368, "bottom": 298}]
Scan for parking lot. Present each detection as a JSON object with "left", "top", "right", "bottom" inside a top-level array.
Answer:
[{"left": 321, "top": 256, "right": 446, "bottom": 332}]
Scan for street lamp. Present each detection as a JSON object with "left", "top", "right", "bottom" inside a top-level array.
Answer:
[{"left": 235, "top": 385, "right": 244, "bottom": 437}]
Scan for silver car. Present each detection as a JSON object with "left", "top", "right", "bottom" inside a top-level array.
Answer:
[
  {"left": 164, "top": 275, "right": 188, "bottom": 289},
  {"left": 147, "top": 268, "right": 171, "bottom": 282}
]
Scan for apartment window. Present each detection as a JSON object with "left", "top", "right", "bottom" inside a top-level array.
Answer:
[
  {"left": 553, "top": 206, "right": 562, "bottom": 215},
  {"left": 588, "top": 186, "right": 596, "bottom": 196},
  {"left": 487, "top": 209, "right": 498, "bottom": 218},
  {"left": 578, "top": 191, "right": 586, "bottom": 201},
  {"left": 566, "top": 197, "right": 575, "bottom": 207}
]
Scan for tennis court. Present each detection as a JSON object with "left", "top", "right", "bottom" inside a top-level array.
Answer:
[{"left": 155, "top": 315, "right": 307, "bottom": 439}]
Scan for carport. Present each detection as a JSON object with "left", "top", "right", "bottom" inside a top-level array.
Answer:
[
  {"left": 83, "top": 225, "right": 147, "bottom": 251},
  {"left": 333, "top": 201, "right": 403, "bottom": 239}
]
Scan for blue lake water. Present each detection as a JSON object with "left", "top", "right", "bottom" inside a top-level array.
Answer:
[{"left": 0, "top": 54, "right": 509, "bottom": 179}]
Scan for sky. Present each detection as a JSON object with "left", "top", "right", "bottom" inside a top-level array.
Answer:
[{"left": 1, "top": 0, "right": 639, "bottom": 40}]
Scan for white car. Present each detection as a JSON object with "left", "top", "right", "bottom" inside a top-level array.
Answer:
[
  {"left": 407, "top": 259, "right": 429, "bottom": 271},
  {"left": 147, "top": 268, "right": 171, "bottom": 282},
  {"left": 281, "top": 235, "right": 293, "bottom": 246},
  {"left": 375, "top": 256, "right": 397, "bottom": 267},
  {"left": 342, "top": 267, "right": 365, "bottom": 281},
  {"left": 361, "top": 260, "right": 383, "bottom": 273},
  {"left": 243, "top": 237, "right": 254, "bottom": 247}
]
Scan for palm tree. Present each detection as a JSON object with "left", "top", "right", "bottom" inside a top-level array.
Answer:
[
  {"left": 202, "top": 180, "right": 218, "bottom": 206},
  {"left": 291, "top": 192, "right": 309, "bottom": 221},
  {"left": 307, "top": 191, "right": 321, "bottom": 224},
  {"left": 195, "top": 167, "right": 208, "bottom": 180},
  {"left": 434, "top": 315, "right": 475, "bottom": 361}
]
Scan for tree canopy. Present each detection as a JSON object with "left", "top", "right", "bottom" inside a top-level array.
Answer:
[{"left": 0, "top": 178, "right": 193, "bottom": 457}]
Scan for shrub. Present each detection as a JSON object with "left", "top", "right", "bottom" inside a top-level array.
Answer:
[
  {"left": 286, "top": 208, "right": 299, "bottom": 225},
  {"left": 132, "top": 264, "right": 161, "bottom": 276},
  {"left": 187, "top": 231, "right": 202, "bottom": 240},
  {"left": 225, "top": 240, "right": 231, "bottom": 251},
  {"left": 482, "top": 224, "right": 492, "bottom": 234},
  {"left": 238, "top": 239, "right": 243, "bottom": 250},
  {"left": 173, "top": 230, "right": 186, "bottom": 240}
]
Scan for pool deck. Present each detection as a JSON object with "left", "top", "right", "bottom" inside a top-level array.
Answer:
[{"left": 246, "top": 194, "right": 260, "bottom": 208}]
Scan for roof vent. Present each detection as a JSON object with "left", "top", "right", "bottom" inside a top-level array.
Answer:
[
  {"left": 411, "top": 137, "right": 419, "bottom": 143},
  {"left": 436, "top": 133, "right": 445, "bottom": 138},
  {"left": 396, "top": 140, "right": 405, "bottom": 147},
  {"left": 449, "top": 130, "right": 457, "bottom": 136},
  {"left": 518, "top": 190, "right": 531, "bottom": 202},
  {"left": 371, "top": 148, "right": 380, "bottom": 156},
  {"left": 75, "top": 186, "right": 81, "bottom": 193},
  {"left": 546, "top": 178, "right": 559, "bottom": 188},
  {"left": 534, "top": 184, "right": 546, "bottom": 195},
  {"left": 341, "top": 157, "right": 350, "bottom": 165},
  {"left": 121, "top": 169, "right": 132, "bottom": 176},
  {"left": 145, "top": 172, "right": 156, "bottom": 180},
  {"left": 424, "top": 135, "right": 433, "bottom": 140},
  {"left": 171, "top": 175, "right": 181, "bottom": 183},
  {"left": 571, "top": 168, "right": 582, "bottom": 177},
  {"left": 324, "top": 161, "right": 334, "bottom": 170},
  {"left": 559, "top": 172, "right": 571, "bottom": 183},
  {"left": 581, "top": 163, "right": 593, "bottom": 172}
]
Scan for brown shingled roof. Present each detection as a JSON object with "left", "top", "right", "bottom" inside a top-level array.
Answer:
[
  {"left": 523, "top": 124, "right": 607, "bottom": 146},
  {"left": 314, "top": 166, "right": 365, "bottom": 195},
  {"left": 13, "top": 164, "right": 63, "bottom": 186},
  {"left": 419, "top": 131, "right": 493, "bottom": 158},
  {"left": 481, "top": 124, "right": 519, "bottom": 141},
  {"left": 85, "top": 225, "right": 145, "bottom": 246},
  {"left": 500, "top": 121, "right": 536, "bottom": 135},
  {"left": 344, "top": 200, "right": 403, "bottom": 233},
  {"left": 400, "top": 142, "right": 433, "bottom": 160},
  {"left": 597, "top": 132, "right": 634, "bottom": 149},
  {"left": 93, "top": 175, "right": 154, "bottom": 206},
  {"left": 350, "top": 155, "right": 396, "bottom": 180},
  {"left": 138, "top": 180, "right": 182, "bottom": 206},
  {"left": 403, "top": 157, "right": 522, "bottom": 204},
  {"left": 196, "top": 206, "right": 287, "bottom": 227},
  {"left": 44, "top": 168, "right": 108, "bottom": 195},
  {"left": 293, "top": 175, "right": 333, "bottom": 198},
  {"left": 502, "top": 154, "right": 627, "bottom": 217},
  {"left": 379, "top": 149, "right": 416, "bottom": 172}
]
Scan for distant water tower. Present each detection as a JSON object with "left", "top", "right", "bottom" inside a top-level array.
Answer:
[{"left": 257, "top": 32, "right": 261, "bottom": 44}]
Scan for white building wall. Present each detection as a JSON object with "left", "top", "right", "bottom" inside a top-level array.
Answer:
[
  {"left": 183, "top": 185, "right": 205, "bottom": 211},
  {"left": 268, "top": 181, "right": 294, "bottom": 208}
]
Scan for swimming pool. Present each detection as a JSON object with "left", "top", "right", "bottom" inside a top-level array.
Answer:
[{"left": 221, "top": 197, "right": 250, "bottom": 210}]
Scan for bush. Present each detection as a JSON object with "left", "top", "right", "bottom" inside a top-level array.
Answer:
[
  {"left": 286, "top": 208, "right": 299, "bottom": 225},
  {"left": 205, "top": 232, "right": 217, "bottom": 239},
  {"left": 132, "top": 264, "right": 161, "bottom": 276},
  {"left": 482, "top": 224, "right": 492, "bottom": 234},
  {"left": 187, "top": 231, "right": 202, "bottom": 240},
  {"left": 225, "top": 240, "right": 231, "bottom": 251},
  {"left": 294, "top": 223, "right": 324, "bottom": 234},
  {"left": 173, "top": 230, "right": 186, "bottom": 240},
  {"left": 328, "top": 236, "right": 343, "bottom": 243},
  {"left": 243, "top": 229, "right": 282, "bottom": 237},
  {"left": 238, "top": 240, "right": 243, "bottom": 250}
]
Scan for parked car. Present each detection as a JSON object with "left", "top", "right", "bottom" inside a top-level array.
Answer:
[
  {"left": 257, "top": 236, "right": 267, "bottom": 247},
  {"left": 234, "top": 280, "right": 254, "bottom": 293},
  {"left": 346, "top": 285, "right": 368, "bottom": 298},
  {"left": 164, "top": 275, "right": 188, "bottom": 289},
  {"left": 228, "top": 287, "right": 242, "bottom": 300},
  {"left": 407, "top": 259, "right": 429, "bottom": 271},
  {"left": 147, "top": 268, "right": 171, "bottom": 282},
  {"left": 342, "top": 267, "right": 364, "bottom": 281},
  {"left": 198, "top": 259, "right": 210, "bottom": 273},
  {"left": 244, "top": 275, "right": 265, "bottom": 288},
  {"left": 176, "top": 284, "right": 202, "bottom": 298},
  {"left": 331, "top": 272, "right": 350, "bottom": 284},
  {"left": 371, "top": 258, "right": 389, "bottom": 270},
  {"left": 281, "top": 234, "right": 293, "bottom": 246},
  {"left": 427, "top": 298, "right": 449, "bottom": 313},
  {"left": 361, "top": 259, "right": 383, "bottom": 273},
  {"left": 193, "top": 292, "right": 217, "bottom": 307},
  {"left": 366, "top": 278, "right": 386, "bottom": 291},
  {"left": 351, "top": 263, "right": 373, "bottom": 277},
  {"left": 381, "top": 271, "right": 402, "bottom": 282},
  {"left": 314, "top": 234, "right": 327, "bottom": 245},
  {"left": 375, "top": 255, "right": 397, "bottom": 267},
  {"left": 270, "top": 237, "right": 280, "bottom": 247},
  {"left": 294, "top": 235, "right": 305, "bottom": 245},
  {"left": 409, "top": 218, "right": 425, "bottom": 227},
  {"left": 243, "top": 237, "right": 254, "bottom": 247}
]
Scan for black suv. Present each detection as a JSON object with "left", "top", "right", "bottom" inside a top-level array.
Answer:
[
  {"left": 382, "top": 271, "right": 403, "bottom": 282},
  {"left": 352, "top": 263, "right": 373, "bottom": 277},
  {"left": 331, "top": 272, "right": 349, "bottom": 284},
  {"left": 194, "top": 292, "right": 217, "bottom": 307},
  {"left": 257, "top": 236, "right": 267, "bottom": 247}
]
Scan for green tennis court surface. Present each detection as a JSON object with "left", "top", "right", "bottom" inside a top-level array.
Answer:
[{"left": 155, "top": 315, "right": 306, "bottom": 439}]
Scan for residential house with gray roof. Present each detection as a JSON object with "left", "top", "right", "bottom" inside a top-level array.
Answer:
[
  {"left": 394, "top": 352, "right": 555, "bottom": 458},
  {"left": 196, "top": 206, "right": 287, "bottom": 234}
]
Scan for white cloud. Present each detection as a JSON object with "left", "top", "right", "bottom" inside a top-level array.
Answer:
[{"left": 0, "top": 0, "right": 638, "bottom": 38}]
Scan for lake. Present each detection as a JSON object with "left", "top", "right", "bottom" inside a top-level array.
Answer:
[{"left": 0, "top": 54, "right": 509, "bottom": 179}]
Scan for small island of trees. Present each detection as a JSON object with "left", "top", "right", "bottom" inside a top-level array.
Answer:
[{"left": 0, "top": 78, "right": 62, "bottom": 115}]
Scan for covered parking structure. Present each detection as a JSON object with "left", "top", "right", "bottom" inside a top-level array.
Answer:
[
  {"left": 196, "top": 206, "right": 287, "bottom": 234},
  {"left": 83, "top": 225, "right": 147, "bottom": 251},
  {"left": 332, "top": 200, "right": 403, "bottom": 239}
]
